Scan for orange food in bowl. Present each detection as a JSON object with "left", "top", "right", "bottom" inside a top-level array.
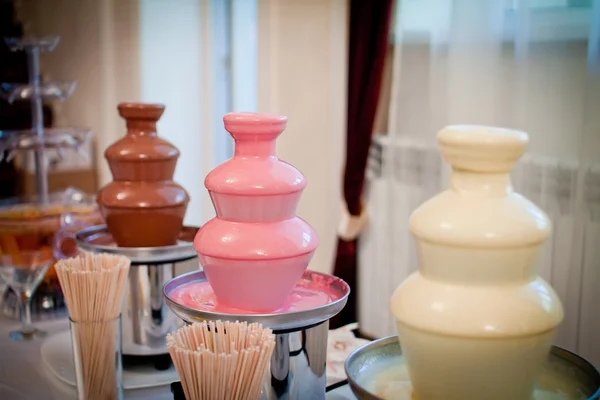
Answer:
[{"left": 0, "top": 202, "right": 101, "bottom": 283}]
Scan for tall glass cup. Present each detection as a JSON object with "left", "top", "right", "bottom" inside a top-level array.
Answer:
[{"left": 70, "top": 315, "right": 123, "bottom": 400}]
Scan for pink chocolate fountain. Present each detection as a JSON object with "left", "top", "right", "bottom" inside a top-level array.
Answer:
[
  {"left": 164, "top": 113, "right": 349, "bottom": 400},
  {"left": 193, "top": 113, "right": 319, "bottom": 311}
]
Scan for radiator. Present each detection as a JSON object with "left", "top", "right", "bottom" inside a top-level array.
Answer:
[{"left": 358, "top": 136, "right": 600, "bottom": 366}]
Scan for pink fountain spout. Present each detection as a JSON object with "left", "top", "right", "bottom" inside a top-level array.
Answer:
[{"left": 193, "top": 112, "right": 319, "bottom": 311}]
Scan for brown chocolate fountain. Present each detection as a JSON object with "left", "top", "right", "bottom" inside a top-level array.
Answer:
[
  {"left": 97, "top": 103, "right": 190, "bottom": 247},
  {"left": 68, "top": 102, "right": 196, "bottom": 365}
]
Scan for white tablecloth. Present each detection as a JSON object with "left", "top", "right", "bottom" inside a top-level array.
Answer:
[{"left": 0, "top": 313, "right": 357, "bottom": 399}]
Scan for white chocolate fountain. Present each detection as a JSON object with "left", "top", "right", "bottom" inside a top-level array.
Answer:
[{"left": 391, "top": 126, "right": 564, "bottom": 400}]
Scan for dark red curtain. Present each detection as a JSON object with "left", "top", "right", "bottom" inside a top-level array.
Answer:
[{"left": 330, "top": 0, "right": 394, "bottom": 329}]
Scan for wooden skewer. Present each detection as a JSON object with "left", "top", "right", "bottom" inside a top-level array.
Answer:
[
  {"left": 56, "top": 252, "right": 130, "bottom": 400},
  {"left": 167, "top": 320, "right": 276, "bottom": 400}
]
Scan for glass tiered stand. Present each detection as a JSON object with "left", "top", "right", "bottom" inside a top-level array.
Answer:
[{"left": 0, "top": 36, "right": 99, "bottom": 336}]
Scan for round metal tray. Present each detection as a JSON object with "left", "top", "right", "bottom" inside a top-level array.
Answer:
[
  {"left": 346, "top": 335, "right": 600, "bottom": 400},
  {"left": 75, "top": 224, "right": 199, "bottom": 265},
  {"left": 163, "top": 269, "right": 350, "bottom": 332}
]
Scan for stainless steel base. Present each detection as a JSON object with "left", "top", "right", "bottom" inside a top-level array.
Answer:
[
  {"left": 345, "top": 335, "right": 600, "bottom": 400},
  {"left": 164, "top": 270, "right": 350, "bottom": 400},
  {"left": 76, "top": 225, "right": 199, "bottom": 357},
  {"left": 122, "top": 262, "right": 182, "bottom": 356},
  {"left": 266, "top": 321, "right": 329, "bottom": 400}
]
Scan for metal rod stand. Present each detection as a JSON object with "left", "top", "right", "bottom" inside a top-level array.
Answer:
[{"left": 26, "top": 46, "right": 49, "bottom": 204}]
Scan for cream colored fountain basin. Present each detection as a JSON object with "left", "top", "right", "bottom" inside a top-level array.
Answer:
[{"left": 345, "top": 336, "right": 600, "bottom": 400}]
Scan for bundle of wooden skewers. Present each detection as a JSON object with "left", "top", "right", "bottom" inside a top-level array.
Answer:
[
  {"left": 167, "top": 320, "right": 276, "bottom": 400},
  {"left": 56, "top": 252, "right": 130, "bottom": 400}
]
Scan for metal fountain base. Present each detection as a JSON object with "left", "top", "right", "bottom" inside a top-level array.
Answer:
[
  {"left": 75, "top": 224, "right": 199, "bottom": 357},
  {"left": 163, "top": 270, "right": 350, "bottom": 400},
  {"left": 345, "top": 336, "right": 600, "bottom": 400}
]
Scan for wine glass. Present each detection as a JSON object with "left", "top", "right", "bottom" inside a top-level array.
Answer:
[
  {"left": 53, "top": 211, "right": 102, "bottom": 261},
  {"left": 0, "top": 250, "right": 53, "bottom": 340}
]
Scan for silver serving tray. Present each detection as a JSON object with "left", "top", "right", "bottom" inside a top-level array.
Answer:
[
  {"left": 76, "top": 224, "right": 199, "bottom": 265},
  {"left": 163, "top": 269, "right": 350, "bottom": 332},
  {"left": 345, "top": 335, "right": 600, "bottom": 400}
]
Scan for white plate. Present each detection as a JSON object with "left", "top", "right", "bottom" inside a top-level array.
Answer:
[
  {"left": 40, "top": 330, "right": 179, "bottom": 390},
  {"left": 326, "top": 323, "right": 370, "bottom": 383}
]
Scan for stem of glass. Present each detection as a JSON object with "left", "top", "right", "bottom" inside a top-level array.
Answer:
[{"left": 19, "top": 292, "right": 34, "bottom": 333}]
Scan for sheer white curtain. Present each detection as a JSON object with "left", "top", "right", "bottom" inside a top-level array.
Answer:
[{"left": 360, "top": 0, "right": 600, "bottom": 365}]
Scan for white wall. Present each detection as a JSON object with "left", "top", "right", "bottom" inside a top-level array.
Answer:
[
  {"left": 256, "top": 0, "right": 349, "bottom": 274},
  {"left": 231, "top": 0, "right": 258, "bottom": 113}
]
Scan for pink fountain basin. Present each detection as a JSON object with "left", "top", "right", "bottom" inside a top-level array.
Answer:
[{"left": 166, "top": 269, "right": 348, "bottom": 318}]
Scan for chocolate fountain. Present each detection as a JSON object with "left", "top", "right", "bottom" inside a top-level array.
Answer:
[
  {"left": 344, "top": 126, "right": 600, "bottom": 400},
  {"left": 163, "top": 113, "right": 350, "bottom": 400},
  {"left": 391, "top": 126, "right": 563, "bottom": 399},
  {"left": 74, "top": 103, "right": 197, "bottom": 361},
  {"left": 98, "top": 103, "right": 189, "bottom": 248}
]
